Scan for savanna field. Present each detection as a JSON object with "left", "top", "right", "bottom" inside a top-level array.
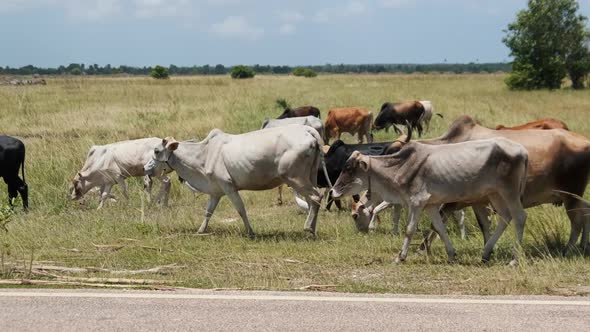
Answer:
[{"left": 1, "top": 74, "right": 590, "bottom": 295}]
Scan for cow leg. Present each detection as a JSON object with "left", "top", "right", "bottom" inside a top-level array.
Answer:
[
  {"left": 564, "top": 199, "right": 585, "bottom": 255},
  {"left": 115, "top": 177, "right": 129, "bottom": 200},
  {"left": 98, "top": 184, "right": 114, "bottom": 209},
  {"left": 397, "top": 206, "right": 422, "bottom": 263},
  {"left": 198, "top": 195, "right": 221, "bottom": 234},
  {"left": 287, "top": 181, "right": 321, "bottom": 237},
  {"left": 157, "top": 176, "right": 171, "bottom": 207},
  {"left": 277, "top": 185, "right": 283, "bottom": 205},
  {"left": 453, "top": 210, "right": 466, "bottom": 240},
  {"left": 482, "top": 195, "right": 526, "bottom": 265},
  {"left": 143, "top": 175, "right": 154, "bottom": 203},
  {"left": 426, "top": 205, "right": 456, "bottom": 263},
  {"left": 473, "top": 204, "right": 491, "bottom": 246},
  {"left": 7, "top": 185, "right": 17, "bottom": 208},
  {"left": 392, "top": 204, "right": 402, "bottom": 235},
  {"left": 368, "top": 201, "right": 392, "bottom": 231},
  {"left": 225, "top": 191, "right": 255, "bottom": 238}
]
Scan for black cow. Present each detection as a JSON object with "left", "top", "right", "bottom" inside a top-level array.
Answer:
[
  {"left": 0, "top": 135, "right": 28, "bottom": 210},
  {"left": 318, "top": 125, "right": 412, "bottom": 210}
]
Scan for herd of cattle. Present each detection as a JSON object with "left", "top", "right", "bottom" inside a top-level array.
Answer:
[{"left": 1, "top": 99, "right": 588, "bottom": 265}]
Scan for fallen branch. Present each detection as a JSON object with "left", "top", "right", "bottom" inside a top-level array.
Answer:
[
  {"left": 3, "top": 263, "right": 185, "bottom": 276},
  {"left": 91, "top": 243, "right": 126, "bottom": 252},
  {"left": 299, "top": 284, "right": 338, "bottom": 291}
]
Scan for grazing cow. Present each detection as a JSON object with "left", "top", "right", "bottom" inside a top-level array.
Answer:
[
  {"left": 331, "top": 138, "right": 529, "bottom": 265},
  {"left": 276, "top": 99, "right": 320, "bottom": 119},
  {"left": 495, "top": 118, "right": 569, "bottom": 131},
  {"left": 416, "top": 116, "right": 590, "bottom": 254},
  {"left": 417, "top": 100, "right": 443, "bottom": 133},
  {"left": 143, "top": 125, "right": 326, "bottom": 237},
  {"left": 374, "top": 101, "right": 426, "bottom": 137},
  {"left": 71, "top": 138, "right": 172, "bottom": 209},
  {"left": 324, "top": 107, "right": 373, "bottom": 144},
  {"left": 261, "top": 116, "right": 326, "bottom": 205},
  {"left": 351, "top": 192, "right": 465, "bottom": 238},
  {"left": 0, "top": 136, "right": 28, "bottom": 210}
]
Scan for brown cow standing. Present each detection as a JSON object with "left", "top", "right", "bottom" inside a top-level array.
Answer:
[
  {"left": 374, "top": 101, "right": 426, "bottom": 137},
  {"left": 324, "top": 108, "right": 373, "bottom": 144},
  {"left": 496, "top": 118, "right": 569, "bottom": 131},
  {"left": 417, "top": 116, "right": 590, "bottom": 254}
]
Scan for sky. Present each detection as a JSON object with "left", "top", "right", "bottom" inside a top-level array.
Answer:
[{"left": 1, "top": 0, "right": 589, "bottom": 67}]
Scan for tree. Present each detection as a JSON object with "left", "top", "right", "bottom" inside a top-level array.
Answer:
[
  {"left": 230, "top": 65, "right": 256, "bottom": 79},
  {"left": 292, "top": 67, "right": 317, "bottom": 78},
  {"left": 150, "top": 65, "right": 169, "bottom": 79},
  {"left": 503, "top": 0, "right": 590, "bottom": 90}
]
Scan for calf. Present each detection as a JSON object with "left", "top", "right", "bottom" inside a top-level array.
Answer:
[
  {"left": 374, "top": 101, "right": 426, "bottom": 137},
  {"left": 0, "top": 136, "right": 28, "bottom": 210},
  {"left": 324, "top": 108, "right": 373, "bottom": 144},
  {"left": 495, "top": 118, "right": 569, "bottom": 131},
  {"left": 331, "top": 138, "right": 529, "bottom": 265},
  {"left": 351, "top": 192, "right": 465, "bottom": 238},
  {"left": 71, "top": 138, "right": 172, "bottom": 209}
]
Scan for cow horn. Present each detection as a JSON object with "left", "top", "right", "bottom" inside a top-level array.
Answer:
[{"left": 404, "top": 120, "right": 412, "bottom": 143}]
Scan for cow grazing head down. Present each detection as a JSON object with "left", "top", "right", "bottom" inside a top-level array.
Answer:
[
  {"left": 331, "top": 151, "right": 371, "bottom": 198},
  {"left": 350, "top": 201, "right": 372, "bottom": 232},
  {"left": 144, "top": 137, "right": 179, "bottom": 176},
  {"left": 70, "top": 173, "right": 86, "bottom": 200},
  {"left": 373, "top": 103, "right": 394, "bottom": 131}
]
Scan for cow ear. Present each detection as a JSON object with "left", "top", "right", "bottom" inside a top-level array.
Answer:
[
  {"left": 77, "top": 172, "right": 84, "bottom": 180},
  {"left": 166, "top": 141, "right": 180, "bottom": 151},
  {"left": 359, "top": 157, "right": 369, "bottom": 172}
]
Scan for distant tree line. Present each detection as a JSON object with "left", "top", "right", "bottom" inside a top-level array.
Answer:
[{"left": 0, "top": 62, "right": 511, "bottom": 76}]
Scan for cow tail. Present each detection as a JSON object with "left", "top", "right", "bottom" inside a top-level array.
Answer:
[
  {"left": 436, "top": 113, "right": 444, "bottom": 119},
  {"left": 367, "top": 111, "right": 375, "bottom": 140}
]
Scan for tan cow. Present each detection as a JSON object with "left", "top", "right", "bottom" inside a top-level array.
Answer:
[{"left": 324, "top": 108, "right": 373, "bottom": 144}]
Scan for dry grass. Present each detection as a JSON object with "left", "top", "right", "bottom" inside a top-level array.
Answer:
[{"left": 0, "top": 74, "right": 589, "bottom": 294}]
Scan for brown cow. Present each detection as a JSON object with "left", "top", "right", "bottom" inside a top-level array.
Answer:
[
  {"left": 496, "top": 118, "right": 569, "bottom": 131},
  {"left": 416, "top": 116, "right": 590, "bottom": 254},
  {"left": 374, "top": 101, "right": 426, "bottom": 137},
  {"left": 324, "top": 108, "right": 373, "bottom": 144},
  {"left": 276, "top": 99, "right": 320, "bottom": 119}
]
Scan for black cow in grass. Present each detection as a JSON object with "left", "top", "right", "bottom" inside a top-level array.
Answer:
[
  {"left": 318, "top": 124, "right": 412, "bottom": 210},
  {"left": 0, "top": 136, "right": 28, "bottom": 210}
]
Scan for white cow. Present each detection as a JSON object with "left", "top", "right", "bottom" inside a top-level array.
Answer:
[
  {"left": 418, "top": 100, "right": 443, "bottom": 133},
  {"left": 143, "top": 125, "right": 326, "bottom": 237},
  {"left": 70, "top": 138, "right": 172, "bottom": 209},
  {"left": 261, "top": 116, "right": 327, "bottom": 205}
]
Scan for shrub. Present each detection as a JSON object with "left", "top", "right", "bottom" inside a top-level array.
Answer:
[
  {"left": 150, "top": 65, "right": 169, "bottom": 79},
  {"left": 292, "top": 67, "right": 317, "bottom": 78},
  {"left": 230, "top": 65, "right": 256, "bottom": 79}
]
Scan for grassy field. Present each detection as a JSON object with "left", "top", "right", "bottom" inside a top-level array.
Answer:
[{"left": 1, "top": 74, "right": 589, "bottom": 295}]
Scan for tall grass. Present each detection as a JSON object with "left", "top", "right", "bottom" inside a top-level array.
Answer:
[{"left": 0, "top": 74, "right": 589, "bottom": 294}]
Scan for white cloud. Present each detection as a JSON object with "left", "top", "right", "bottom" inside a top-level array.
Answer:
[
  {"left": 211, "top": 16, "right": 263, "bottom": 40},
  {"left": 133, "top": 0, "right": 193, "bottom": 18},
  {"left": 279, "top": 23, "right": 295, "bottom": 35},
  {"left": 314, "top": 1, "right": 368, "bottom": 23},
  {"left": 279, "top": 11, "right": 304, "bottom": 23},
  {"left": 64, "top": 0, "right": 122, "bottom": 20}
]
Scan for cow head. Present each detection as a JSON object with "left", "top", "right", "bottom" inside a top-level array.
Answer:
[
  {"left": 144, "top": 137, "right": 179, "bottom": 176},
  {"left": 350, "top": 201, "right": 372, "bottom": 232},
  {"left": 70, "top": 172, "right": 87, "bottom": 200},
  {"left": 331, "top": 151, "right": 370, "bottom": 198},
  {"left": 373, "top": 103, "right": 394, "bottom": 131}
]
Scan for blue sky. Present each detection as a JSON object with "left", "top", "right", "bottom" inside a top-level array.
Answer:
[{"left": 1, "top": 0, "right": 589, "bottom": 67}]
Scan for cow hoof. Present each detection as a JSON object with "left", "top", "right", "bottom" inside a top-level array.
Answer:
[
  {"left": 248, "top": 233, "right": 255, "bottom": 240},
  {"left": 481, "top": 257, "right": 491, "bottom": 265},
  {"left": 394, "top": 256, "right": 405, "bottom": 264},
  {"left": 304, "top": 228, "right": 317, "bottom": 239},
  {"left": 508, "top": 259, "right": 519, "bottom": 267}
]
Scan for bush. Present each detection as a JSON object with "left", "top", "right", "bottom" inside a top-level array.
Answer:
[
  {"left": 230, "top": 65, "right": 256, "bottom": 79},
  {"left": 150, "top": 65, "right": 169, "bottom": 79},
  {"left": 292, "top": 67, "right": 317, "bottom": 78}
]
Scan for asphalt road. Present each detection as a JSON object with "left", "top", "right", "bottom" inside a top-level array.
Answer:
[{"left": 1, "top": 289, "right": 589, "bottom": 331}]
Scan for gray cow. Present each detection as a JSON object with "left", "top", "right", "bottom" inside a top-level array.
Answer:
[
  {"left": 331, "top": 138, "right": 528, "bottom": 265},
  {"left": 143, "top": 125, "right": 326, "bottom": 237}
]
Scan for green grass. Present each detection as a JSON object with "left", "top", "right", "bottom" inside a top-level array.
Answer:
[{"left": 0, "top": 74, "right": 589, "bottom": 294}]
